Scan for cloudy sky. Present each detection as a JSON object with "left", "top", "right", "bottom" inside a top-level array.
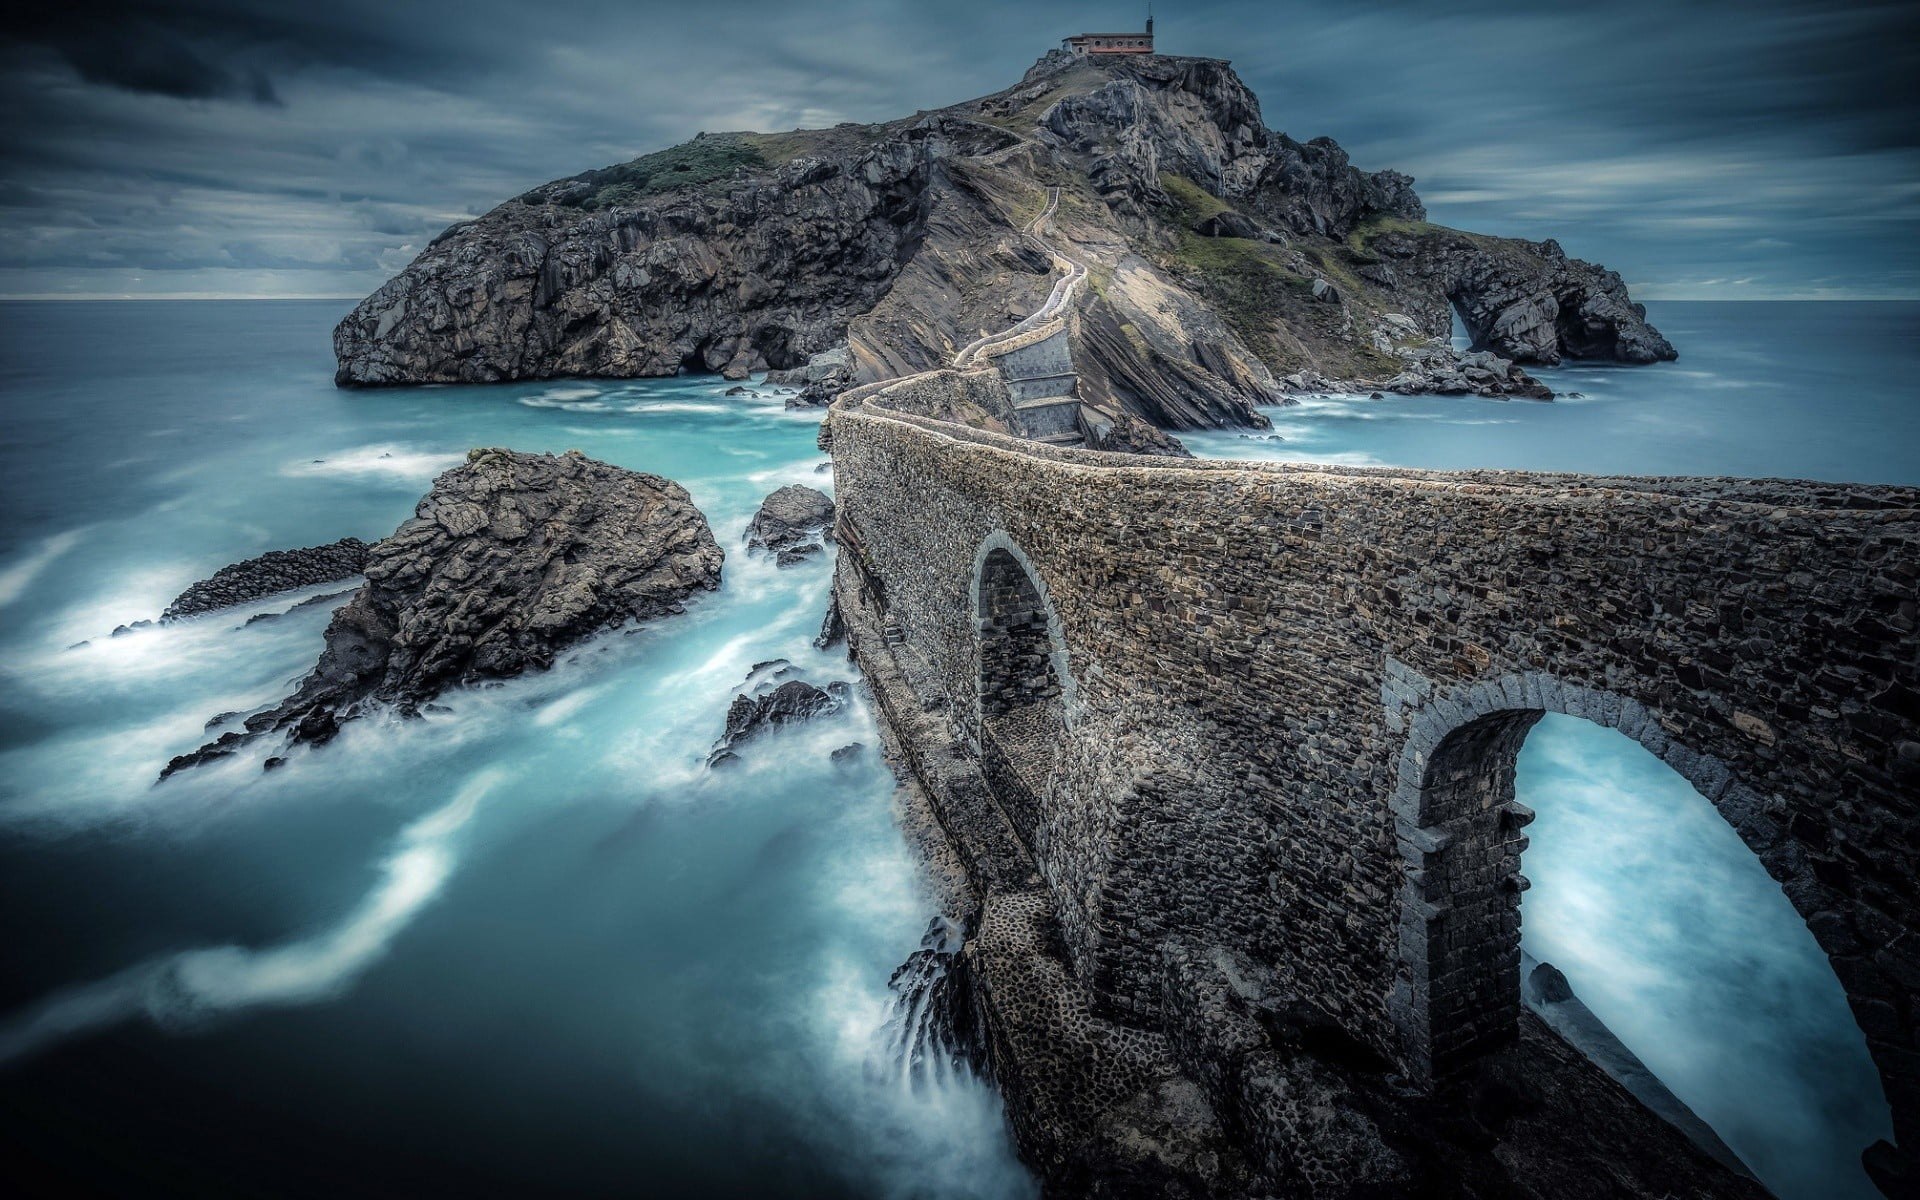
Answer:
[{"left": 2, "top": 0, "right": 1915, "bottom": 300}]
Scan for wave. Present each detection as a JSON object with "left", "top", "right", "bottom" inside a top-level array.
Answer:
[
  {"left": 0, "top": 530, "right": 85, "bottom": 608},
  {"left": 281, "top": 444, "right": 463, "bottom": 482},
  {"left": 620, "top": 401, "right": 728, "bottom": 415},
  {"left": 535, "top": 385, "right": 604, "bottom": 403},
  {"left": 530, "top": 683, "right": 611, "bottom": 729},
  {"left": 0, "top": 768, "right": 506, "bottom": 1066},
  {"left": 745, "top": 459, "right": 835, "bottom": 492}
]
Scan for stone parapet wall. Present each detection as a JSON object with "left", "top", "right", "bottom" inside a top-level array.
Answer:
[
  {"left": 1008, "top": 376, "right": 1077, "bottom": 403},
  {"left": 989, "top": 323, "right": 1075, "bottom": 373},
  {"left": 844, "top": 396, "right": 1920, "bottom": 508},
  {"left": 826, "top": 384, "right": 1920, "bottom": 1157},
  {"left": 1012, "top": 400, "right": 1081, "bottom": 440}
]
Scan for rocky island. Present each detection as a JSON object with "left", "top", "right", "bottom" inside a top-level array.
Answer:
[
  {"left": 334, "top": 50, "right": 1672, "bottom": 436},
  {"left": 162, "top": 448, "right": 722, "bottom": 778}
]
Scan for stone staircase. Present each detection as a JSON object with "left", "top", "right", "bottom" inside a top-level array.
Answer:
[{"left": 953, "top": 186, "right": 1091, "bottom": 449}]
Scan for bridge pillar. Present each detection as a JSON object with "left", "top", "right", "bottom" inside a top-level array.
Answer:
[{"left": 1391, "top": 707, "right": 1542, "bottom": 1083}]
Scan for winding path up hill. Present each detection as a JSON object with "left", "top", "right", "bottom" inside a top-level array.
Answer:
[{"left": 335, "top": 51, "right": 1674, "bottom": 429}]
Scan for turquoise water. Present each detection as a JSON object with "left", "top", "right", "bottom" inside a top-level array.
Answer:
[
  {"left": 0, "top": 299, "right": 1910, "bottom": 1198},
  {"left": 1188, "top": 300, "right": 1916, "bottom": 1200},
  {"left": 1185, "top": 301, "right": 1920, "bottom": 484},
  {"left": 0, "top": 301, "right": 1034, "bottom": 1198}
]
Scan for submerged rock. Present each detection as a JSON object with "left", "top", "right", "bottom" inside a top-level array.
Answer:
[
  {"left": 1380, "top": 346, "right": 1553, "bottom": 400},
  {"left": 746, "top": 484, "right": 835, "bottom": 567},
  {"left": 706, "top": 674, "right": 851, "bottom": 767},
  {"left": 160, "top": 448, "right": 722, "bottom": 779},
  {"left": 162, "top": 538, "right": 370, "bottom": 621},
  {"left": 239, "top": 588, "right": 359, "bottom": 628},
  {"left": 1279, "top": 344, "right": 1552, "bottom": 401},
  {"left": 872, "top": 916, "right": 985, "bottom": 1087}
]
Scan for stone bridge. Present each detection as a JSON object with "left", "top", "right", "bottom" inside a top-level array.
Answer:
[{"left": 824, "top": 376, "right": 1920, "bottom": 1193}]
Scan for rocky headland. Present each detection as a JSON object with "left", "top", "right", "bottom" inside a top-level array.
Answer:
[
  {"left": 334, "top": 51, "right": 1672, "bottom": 430},
  {"left": 161, "top": 448, "right": 722, "bottom": 778}
]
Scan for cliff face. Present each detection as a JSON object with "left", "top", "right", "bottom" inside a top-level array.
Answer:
[
  {"left": 1033, "top": 53, "right": 1423, "bottom": 238},
  {"left": 335, "top": 51, "right": 1673, "bottom": 424},
  {"left": 333, "top": 135, "right": 941, "bottom": 385}
]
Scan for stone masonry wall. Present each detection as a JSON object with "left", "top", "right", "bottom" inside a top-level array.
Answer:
[
  {"left": 992, "top": 330, "right": 1075, "bottom": 377},
  {"left": 827, "top": 385, "right": 1920, "bottom": 1155}
]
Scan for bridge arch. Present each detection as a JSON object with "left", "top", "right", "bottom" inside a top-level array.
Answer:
[
  {"left": 970, "top": 532, "right": 1074, "bottom": 853},
  {"left": 1385, "top": 670, "right": 1899, "bottom": 1132}
]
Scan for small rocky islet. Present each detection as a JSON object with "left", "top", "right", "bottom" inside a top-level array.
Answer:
[
  {"left": 705, "top": 659, "right": 854, "bottom": 769},
  {"left": 745, "top": 483, "right": 836, "bottom": 566},
  {"left": 157, "top": 458, "right": 857, "bottom": 780},
  {"left": 160, "top": 448, "right": 726, "bottom": 779}
]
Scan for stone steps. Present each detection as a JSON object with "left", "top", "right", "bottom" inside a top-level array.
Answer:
[{"left": 1013, "top": 394, "right": 1080, "bottom": 412}]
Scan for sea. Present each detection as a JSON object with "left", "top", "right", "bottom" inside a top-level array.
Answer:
[{"left": 0, "top": 299, "right": 1912, "bottom": 1199}]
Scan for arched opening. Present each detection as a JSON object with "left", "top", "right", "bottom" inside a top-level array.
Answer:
[
  {"left": 1394, "top": 691, "right": 1895, "bottom": 1200},
  {"left": 1518, "top": 714, "right": 1893, "bottom": 1200},
  {"left": 973, "top": 541, "right": 1068, "bottom": 854}
]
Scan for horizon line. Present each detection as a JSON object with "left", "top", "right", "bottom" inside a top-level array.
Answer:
[{"left": 2, "top": 293, "right": 1916, "bottom": 304}]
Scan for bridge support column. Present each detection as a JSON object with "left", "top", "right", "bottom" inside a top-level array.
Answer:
[{"left": 1393, "top": 709, "right": 1542, "bottom": 1084}]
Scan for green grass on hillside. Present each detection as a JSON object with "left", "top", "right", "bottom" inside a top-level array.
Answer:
[
  {"left": 1158, "top": 173, "right": 1232, "bottom": 223},
  {"left": 1155, "top": 173, "right": 1314, "bottom": 365},
  {"left": 550, "top": 135, "right": 769, "bottom": 209},
  {"left": 740, "top": 124, "right": 896, "bottom": 165},
  {"left": 539, "top": 124, "right": 912, "bottom": 210},
  {"left": 1347, "top": 214, "right": 1448, "bottom": 254}
]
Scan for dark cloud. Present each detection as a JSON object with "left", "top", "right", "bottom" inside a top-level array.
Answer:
[
  {"left": 39, "top": 19, "right": 281, "bottom": 106},
  {"left": 0, "top": 0, "right": 1914, "bottom": 298}
]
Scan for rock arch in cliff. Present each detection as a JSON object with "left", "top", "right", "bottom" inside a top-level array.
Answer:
[
  {"left": 971, "top": 534, "right": 1073, "bottom": 854},
  {"left": 1389, "top": 673, "right": 1895, "bottom": 1159}
]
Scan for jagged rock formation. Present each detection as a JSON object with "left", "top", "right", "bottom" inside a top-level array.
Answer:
[
  {"left": 705, "top": 663, "right": 851, "bottom": 768},
  {"left": 336, "top": 50, "right": 1671, "bottom": 427},
  {"left": 873, "top": 915, "right": 985, "bottom": 1087},
  {"left": 768, "top": 345, "right": 857, "bottom": 409},
  {"left": 1366, "top": 227, "right": 1676, "bottom": 366},
  {"left": 161, "top": 449, "right": 721, "bottom": 779},
  {"left": 161, "top": 538, "right": 370, "bottom": 621},
  {"left": 745, "top": 484, "right": 835, "bottom": 566}
]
